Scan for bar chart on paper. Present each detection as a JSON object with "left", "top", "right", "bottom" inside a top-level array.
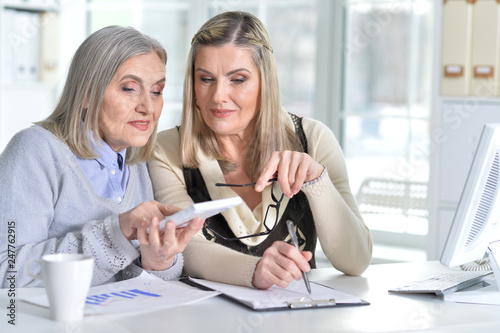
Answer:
[{"left": 21, "top": 272, "right": 220, "bottom": 315}]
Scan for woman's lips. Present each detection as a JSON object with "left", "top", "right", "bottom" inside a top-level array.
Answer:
[
  {"left": 210, "top": 109, "right": 235, "bottom": 118},
  {"left": 128, "top": 120, "right": 150, "bottom": 131}
]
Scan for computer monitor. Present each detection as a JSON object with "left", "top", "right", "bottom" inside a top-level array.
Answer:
[{"left": 440, "top": 123, "right": 500, "bottom": 290}]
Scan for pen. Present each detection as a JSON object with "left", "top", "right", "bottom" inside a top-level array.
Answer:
[{"left": 286, "top": 220, "right": 312, "bottom": 295}]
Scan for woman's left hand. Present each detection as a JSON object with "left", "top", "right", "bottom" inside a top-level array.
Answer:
[
  {"left": 254, "top": 150, "right": 324, "bottom": 198},
  {"left": 137, "top": 216, "right": 204, "bottom": 271}
]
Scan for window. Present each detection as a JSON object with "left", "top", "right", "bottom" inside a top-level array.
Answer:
[
  {"left": 340, "top": 0, "right": 434, "bottom": 262},
  {"left": 86, "top": 0, "right": 318, "bottom": 130}
]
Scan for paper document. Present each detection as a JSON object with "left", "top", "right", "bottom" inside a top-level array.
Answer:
[
  {"left": 443, "top": 278, "right": 500, "bottom": 306},
  {"left": 444, "top": 291, "right": 500, "bottom": 305},
  {"left": 187, "top": 277, "right": 368, "bottom": 310},
  {"left": 22, "top": 272, "right": 220, "bottom": 315}
]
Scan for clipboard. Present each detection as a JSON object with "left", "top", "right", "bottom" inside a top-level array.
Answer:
[{"left": 181, "top": 277, "right": 369, "bottom": 311}]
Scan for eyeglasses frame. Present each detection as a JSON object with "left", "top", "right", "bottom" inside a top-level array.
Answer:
[{"left": 207, "top": 177, "right": 283, "bottom": 241}]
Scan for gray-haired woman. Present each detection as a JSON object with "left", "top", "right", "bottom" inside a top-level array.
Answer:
[{"left": 0, "top": 26, "right": 203, "bottom": 288}]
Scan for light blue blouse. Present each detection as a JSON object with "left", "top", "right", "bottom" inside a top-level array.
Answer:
[{"left": 75, "top": 139, "right": 129, "bottom": 204}]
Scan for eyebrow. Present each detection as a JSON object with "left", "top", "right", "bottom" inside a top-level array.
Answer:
[
  {"left": 195, "top": 68, "right": 251, "bottom": 76},
  {"left": 119, "top": 74, "right": 166, "bottom": 85}
]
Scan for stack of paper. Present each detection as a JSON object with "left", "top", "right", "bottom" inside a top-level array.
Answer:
[{"left": 22, "top": 272, "right": 220, "bottom": 315}]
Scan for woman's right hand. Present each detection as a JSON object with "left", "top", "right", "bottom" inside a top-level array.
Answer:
[
  {"left": 254, "top": 150, "right": 324, "bottom": 199},
  {"left": 118, "top": 201, "right": 204, "bottom": 271},
  {"left": 251, "top": 240, "right": 312, "bottom": 290},
  {"left": 138, "top": 217, "right": 204, "bottom": 271},
  {"left": 118, "top": 200, "right": 179, "bottom": 240}
]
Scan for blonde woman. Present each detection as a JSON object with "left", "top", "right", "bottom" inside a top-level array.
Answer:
[
  {"left": 149, "top": 11, "right": 372, "bottom": 289},
  {"left": 0, "top": 26, "right": 202, "bottom": 288}
]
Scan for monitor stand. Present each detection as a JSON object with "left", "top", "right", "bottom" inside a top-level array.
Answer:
[{"left": 444, "top": 240, "right": 500, "bottom": 305}]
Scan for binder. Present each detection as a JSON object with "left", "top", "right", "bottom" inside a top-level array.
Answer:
[
  {"left": 182, "top": 277, "right": 369, "bottom": 311},
  {"left": 469, "top": 0, "right": 500, "bottom": 97},
  {"left": 0, "top": 9, "right": 16, "bottom": 83},
  {"left": 441, "top": 0, "right": 474, "bottom": 96},
  {"left": 39, "top": 11, "right": 59, "bottom": 83},
  {"left": 8, "top": 10, "right": 39, "bottom": 82}
]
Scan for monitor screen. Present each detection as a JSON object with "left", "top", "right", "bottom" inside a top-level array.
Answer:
[{"left": 440, "top": 123, "right": 500, "bottom": 268}]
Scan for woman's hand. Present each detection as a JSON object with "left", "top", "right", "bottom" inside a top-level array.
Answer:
[
  {"left": 119, "top": 200, "right": 176, "bottom": 240},
  {"left": 251, "top": 240, "right": 312, "bottom": 290},
  {"left": 254, "top": 151, "right": 324, "bottom": 198},
  {"left": 118, "top": 201, "right": 204, "bottom": 271},
  {"left": 138, "top": 217, "right": 204, "bottom": 271}
]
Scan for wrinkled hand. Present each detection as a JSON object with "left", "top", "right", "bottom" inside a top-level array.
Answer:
[
  {"left": 138, "top": 217, "right": 204, "bottom": 271},
  {"left": 119, "top": 200, "right": 175, "bottom": 240},
  {"left": 118, "top": 201, "right": 204, "bottom": 271},
  {"left": 254, "top": 151, "right": 324, "bottom": 198},
  {"left": 251, "top": 240, "right": 312, "bottom": 290}
]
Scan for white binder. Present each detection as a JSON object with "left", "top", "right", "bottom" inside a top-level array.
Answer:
[
  {"left": 470, "top": 0, "right": 500, "bottom": 97},
  {"left": 441, "top": 0, "right": 474, "bottom": 96}
]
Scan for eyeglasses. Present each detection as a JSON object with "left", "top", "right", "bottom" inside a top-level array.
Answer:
[{"left": 208, "top": 177, "right": 283, "bottom": 241}]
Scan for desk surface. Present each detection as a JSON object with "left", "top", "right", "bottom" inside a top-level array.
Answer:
[{"left": 2, "top": 261, "right": 500, "bottom": 333}]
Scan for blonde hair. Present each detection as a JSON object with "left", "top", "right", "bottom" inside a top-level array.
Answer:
[
  {"left": 181, "top": 11, "right": 301, "bottom": 180},
  {"left": 37, "top": 26, "right": 167, "bottom": 164}
]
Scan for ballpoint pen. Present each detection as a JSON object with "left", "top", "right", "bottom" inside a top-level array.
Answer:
[{"left": 286, "top": 220, "right": 312, "bottom": 294}]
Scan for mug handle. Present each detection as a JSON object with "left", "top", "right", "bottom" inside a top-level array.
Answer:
[{"left": 25, "top": 259, "right": 42, "bottom": 280}]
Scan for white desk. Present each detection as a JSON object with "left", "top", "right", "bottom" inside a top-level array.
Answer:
[{"left": 2, "top": 261, "right": 500, "bottom": 333}]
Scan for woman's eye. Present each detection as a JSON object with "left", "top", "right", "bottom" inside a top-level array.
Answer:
[
  {"left": 200, "top": 77, "right": 214, "bottom": 83},
  {"left": 152, "top": 84, "right": 164, "bottom": 96},
  {"left": 122, "top": 87, "right": 134, "bottom": 92},
  {"left": 232, "top": 77, "right": 247, "bottom": 84}
]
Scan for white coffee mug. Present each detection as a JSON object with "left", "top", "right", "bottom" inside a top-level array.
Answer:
[{"left": 26, "top": 253, "right": 94, "bottom": 322}]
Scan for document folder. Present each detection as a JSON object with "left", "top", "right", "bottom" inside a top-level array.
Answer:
[
  {"left": 470, "top": 0, "right": 500, "bottom": 97},
  {"left": 182, "top": 277, "right": 369, "bottom": 311},
  {"left": 441, "top": 0, "right": 473, "bottom": 95},
  {"left": 39, "top": 12, "right": 60, "bottom": 83}
]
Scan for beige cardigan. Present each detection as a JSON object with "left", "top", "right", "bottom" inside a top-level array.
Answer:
[{"left": 147, "top": 116, "right": 372, "bottom": 287}]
